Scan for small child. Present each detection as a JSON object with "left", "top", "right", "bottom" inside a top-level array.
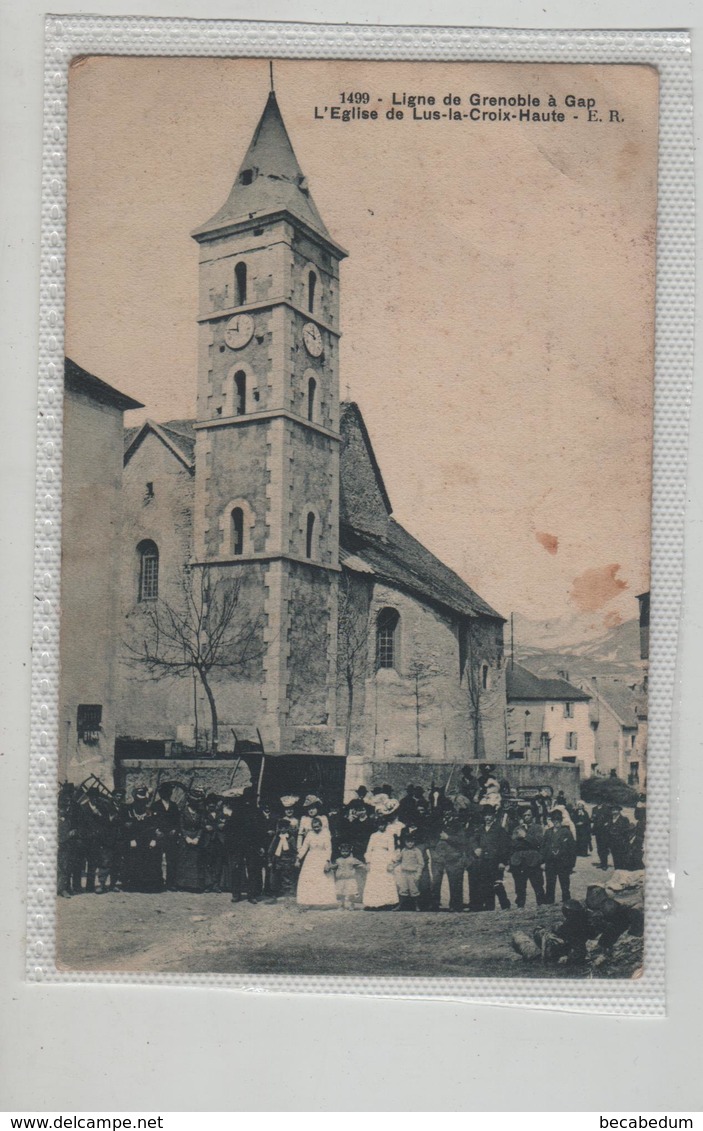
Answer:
[
  {"left": 331, "top": 843, "right": 365, "bottom": 910},
  {"left": 394, "top": 834, "right": 426, "bottom": 911}
]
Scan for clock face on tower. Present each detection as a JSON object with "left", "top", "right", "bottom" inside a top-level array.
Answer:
[
  {"left": 302, "top": 322, "right": 323, "bottom": 358},
  {"left": 224, "top": 314, "right": 255, "bottom": 350}
]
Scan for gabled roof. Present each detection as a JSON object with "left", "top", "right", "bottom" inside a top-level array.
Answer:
[
  {"left": 589, "top": 678, "right": 639, "bottom": 727},
  {"left": 192, "top": 91, "right": 343, "bottom": 252},
  {"left": 341, "top": 521, "right": 504, "bottom": 622},
  {"left": 65, "top": 357, "right": 143, "bottom": 412},
  {"left": 506, "top": 663, "right": 591, "bottom": 703},
  {"left": 124, "top": 418, "right": 196, "bottom": 471}
]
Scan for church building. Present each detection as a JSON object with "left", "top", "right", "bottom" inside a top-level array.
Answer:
[{"left": 112, "top": 88, "right": 507, "bottom": 798}]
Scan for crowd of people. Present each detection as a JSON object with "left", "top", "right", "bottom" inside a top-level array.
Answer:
[{"left": 56, "top": 765, "right": 646, "bottom": 914}]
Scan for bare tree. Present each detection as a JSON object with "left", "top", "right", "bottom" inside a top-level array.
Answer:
[
  {"left": 125, "top": 567, "right": 265, "bottom": 756},
  {"left": 405, "top": 657, "right": 438, "bottom": 758},
  {"left": 336, "top": 572, "right": 371, "bottom": 758}
]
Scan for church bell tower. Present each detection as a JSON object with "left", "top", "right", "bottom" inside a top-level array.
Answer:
[{"left": 191, "top": 84, "right": 347, "bottom": 757}]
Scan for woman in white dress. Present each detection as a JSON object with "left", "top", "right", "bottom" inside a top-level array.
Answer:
[
  {"left": 363, "top": 818, "right": 400, "bottom": 909},
  {"left": 296, "top": 817, "right": 338, "bottom": 908},
  {"left": 297, "top": 795, "right": 329, "bottom": 852}
]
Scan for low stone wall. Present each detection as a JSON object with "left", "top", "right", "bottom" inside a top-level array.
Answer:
[{"left": 357, "top": 759, "right": 581, "bottom": 805}]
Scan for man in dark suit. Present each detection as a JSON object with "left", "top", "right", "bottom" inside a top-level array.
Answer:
[
  {"left": 151, "top": 783, "right": 181, "bottom": 890},
  {"left": 468, "top": 809, "right": 511, "bottom": 911},
  {"left": 591, "top": 801, "right": 612, "bottom": 869},
  {"left": 224, "top": 787, "right": 267, "bottom": 903},
  {"left": 607, "top": 804, "right": 634, "bottom": 869},
  {"left": 541, "top": 809, "right": 577, "bottom": 904}
]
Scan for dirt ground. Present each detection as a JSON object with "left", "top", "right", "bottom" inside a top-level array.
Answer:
[{"left": 55, "top": 856, "right": 628, "bottom": 980}]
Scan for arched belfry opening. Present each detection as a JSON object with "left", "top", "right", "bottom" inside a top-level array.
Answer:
[
  {"left": 234, "top": 370, "right": 246, "bottom": 415},
  {"left": 235, "top": 261, "right": 247, "bottom": 305},
  {"left": 308, "top": 271, "right": 317, "bottom": 314},
  {"left": 305, "top": 512, "right": 316, "bottom": 559}
]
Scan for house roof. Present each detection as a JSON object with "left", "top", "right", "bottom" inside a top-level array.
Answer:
[
  {"left": 65, "top": 357, "right": 143, "bottom": 412},
  {"left": 506, "top": 662, "right": 591, "bottom": 703},
  {"left": 589, "top": 678, "right": 640, "bottom": 727},
  {"left": 124, "top": 419, "right": 196, "bottom": 470},
  {"left": 192, "top": 91, "right": 344, "bottom": 253}
]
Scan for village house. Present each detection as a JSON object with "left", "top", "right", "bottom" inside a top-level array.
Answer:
[
  {"left": 506, "top": 662, "right": 594, "bottom": 775},
  {"left": 584, "top": 676, "right": 647, "bottom": 787},
  {"left": 59, "top": 359, "right": 143, "bottom": 784}
]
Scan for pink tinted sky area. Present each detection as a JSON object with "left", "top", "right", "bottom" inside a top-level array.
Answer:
[{"left": 65, "top": 57, "right": 658, "bottom": 630}]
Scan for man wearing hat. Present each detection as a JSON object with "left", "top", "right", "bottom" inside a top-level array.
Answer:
[
  {"left": 397, "top": 784, "right": 419, "bottom": 826},
  {"left": 152, "top": 782, "right": 181, "bottom": 891},
  {"left": 468, "top": 808, "right": 512, "bottom": 911},
  {"left": 607, "top": 804, "right": 634, "bottom": 870},
  {"left": 121, "top": 786, "right": 163, "bottom": 892},
  {"left": 541, "top": 809, "right": 577, "bottom": 904},
  {"left": 223, "top": 786, "right": 267, "bottom": 903}
]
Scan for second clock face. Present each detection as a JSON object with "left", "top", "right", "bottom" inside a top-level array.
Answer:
[
  {"left": 224, "top": 314, "right": 254, "bottom": 350},
  {"left": 302, "top": 322, "right": 323, "bottom": 357}
]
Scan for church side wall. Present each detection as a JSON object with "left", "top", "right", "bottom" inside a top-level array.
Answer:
[
  {"left": 354, "top": 585, "right": 507, "bottom": 766},
  {"left": 117, "top": 435, "right": 196, "bottom": 743}
]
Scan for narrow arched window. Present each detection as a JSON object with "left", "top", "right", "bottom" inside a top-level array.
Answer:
[
  {"left": 138, "top": 540, "right": 159, "bottom": 602},
  {"left": 481, "top": 663, "right": 489, "bottom": 690},
  {"left": 235, "top": 261, "right": 247, "bottom": 306},
  {"left": 307, "top": 375, "right": 317, "bottom": 422},
  {"left": 231, "top": 508, "right": 244, "bottom": 556},
  {"left": 234, "top": 370, "right": 246, "bottom": 415},
  {"left": 308, "top": 271, "right": 316, "bottom": 314},
  {"left": 305, "top": 512, "right": 316, "bottom": 559},
  {"left": 376, "top": 607, "right": 400, "bottom": 669}
]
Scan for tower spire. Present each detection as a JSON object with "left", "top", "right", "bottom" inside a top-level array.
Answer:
[{"left": 192, "top": 83, "right": 345, "bottom": 251}]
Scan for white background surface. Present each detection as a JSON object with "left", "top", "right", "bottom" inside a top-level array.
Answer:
[{"left": 1, "top": 0, "right": 702, "bottom": 1113}]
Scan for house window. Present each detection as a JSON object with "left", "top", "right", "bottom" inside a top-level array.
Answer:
[
  {"left": 541, "top": 732, "right": 550, "bottom": 748},
  {"left": 138, "top": 540, "right": 159, "bottom": 602},
  {"left": 231, "top": 508, "right": 244, "bottom": 556},
  {"left": 305, "top": 512, "right": 316, "bottom": 559},
  {"left": 240, "top": 169, "right": 253, "bottom": 186},
  {"left": 376, "top": 607, "right": 400, "bottom": 669},
  {"left": 234, "top": 370, "right": 246, "bottom": 415},
  {"left": 307, "top": 375, "right": 317, "bottom": 422},
  {"left": 77, "top": 704, "right": 102, "bottom": 743},
  {"left": 524, "top": 731, "right": 532, "bottom": 748},
  {"left": 563, "top": 702, "right": 574, "bottom": 718},
  {"left": 565, "top": 732, "right": 578, "bottom": 750},
  {"left": 235, "top": 261, "right": 247, "bottom": 305},
  {"left": 308, "top": 271, "right": 317, "bottom": 314}
]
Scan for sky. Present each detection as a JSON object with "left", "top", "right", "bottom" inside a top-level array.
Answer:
[{"left": 65, "top": 57, "right": 658, "bottom": 633}]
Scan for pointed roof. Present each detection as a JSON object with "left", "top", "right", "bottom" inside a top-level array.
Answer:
[
  {"left": 192, "top": 91, "right": 342, "bottom": 251},
  {"left": 124, "top": 419, "right": 195, "bottom": 471}
]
